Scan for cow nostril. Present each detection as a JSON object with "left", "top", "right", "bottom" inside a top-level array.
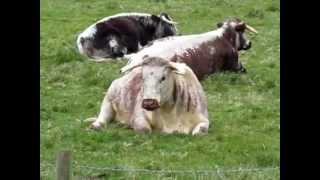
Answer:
[{"left": 142, "top": 99, "right": 160, "bottom": 110}]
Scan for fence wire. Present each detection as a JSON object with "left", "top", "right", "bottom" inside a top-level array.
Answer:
[
  {"left": 41, "top": 161, "right": 279, "bottom": 174},
  {"left": 74, "top": 164, "right": 279, "bottom": 174}
]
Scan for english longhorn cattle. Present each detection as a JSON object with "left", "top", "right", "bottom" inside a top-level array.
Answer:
[
  {"left": 87, "top": 57, "right": 210, "bottom": 135},
  {"left": 76, "top": 12, "right": 178, "bottom": 61},
  {"left": 122, "top": 18, "right": 258, "bottom": 80}
]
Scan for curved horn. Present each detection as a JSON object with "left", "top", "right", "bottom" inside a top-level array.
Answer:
[
  {"left": 168, "top": 62, "right": 187, "bottom": 75},
  {"left": 120, "top": 62, "right": 144, "bottom": 74},
  {"left": 160, "top": 14, "right": 178, "bottom": 25},
  {"left": 245, "top": 24, "right": 258, "bottom": 34}
]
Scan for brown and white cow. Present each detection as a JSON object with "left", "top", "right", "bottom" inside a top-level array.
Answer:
[
  {"left": 122, "top": 18, "right": 258, "bottom": 80},
  {"left": 87, "top": 57, "right": 210, "bottom": 135}
]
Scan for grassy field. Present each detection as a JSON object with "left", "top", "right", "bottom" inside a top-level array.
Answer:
[{"left": 40, "top": 0, "right": 280, "bottom": 179}]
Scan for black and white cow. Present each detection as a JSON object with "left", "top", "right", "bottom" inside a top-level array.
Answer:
[{"left": 76, "top": 12, "right": 178, "bottom": 60}]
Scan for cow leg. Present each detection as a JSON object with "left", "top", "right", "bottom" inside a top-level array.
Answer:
[
  {"left": 90, "top": 95, "right": 114, "bottom": 130},
  {"left": 132, "top": 116, "right": 152, "bottom": 133},
  {"left": 236, "top": 62, "right": 247, "bottom": 73},
  {"left": 192, "top": 121, "right": 209, "bottom": 136}
]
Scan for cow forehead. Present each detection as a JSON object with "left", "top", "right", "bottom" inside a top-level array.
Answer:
[
  {"left": 145, "top": 57, "right": 169, "bottom": 66},
  {"left": 143, "top": 66, "right": 166, "bottom": 78},
  {"left": 143, "top": 64, "right": 168, "bottom": 76},
  {"left": 223, "top": 18, "right": 243, "bottom": 26},
  {"left": 141, "top": 58, "right": 170, "bottom": 74}
]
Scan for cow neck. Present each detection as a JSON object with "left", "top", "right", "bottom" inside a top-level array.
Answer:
[{"left": 221, "top": 28, "right": 237, "bottom": 48}]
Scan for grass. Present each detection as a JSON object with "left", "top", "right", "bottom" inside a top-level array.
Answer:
[{"left": 40, "top": 0, "right": 280, "bottom": 179}]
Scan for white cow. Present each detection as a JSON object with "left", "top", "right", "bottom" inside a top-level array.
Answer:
[{"left": 87, "top": 57, "right": 210, "bottom": 135}]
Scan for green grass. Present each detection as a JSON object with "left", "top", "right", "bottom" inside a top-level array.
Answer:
[{"left": 40, "top": 0, "right": 279, "bottom": 179}]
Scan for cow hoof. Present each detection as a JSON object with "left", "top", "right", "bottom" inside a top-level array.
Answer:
[
  {"left": 240, "top": 68, "right": 247, "bottom": 73},
  {"left": 90, "top": 121, "right": 104, "bottom": 130},
  {"left": 134, "top": 126, "right": 151, "bottom": 134},
  {"left": 192, "top": 124, "right": 208, "bottom": 136}
]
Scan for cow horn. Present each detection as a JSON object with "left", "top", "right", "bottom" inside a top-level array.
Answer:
[
  {"left": 160, "top": 15, "right": 178, "bottom": 25},
  {"left": 245, "top": 24, "right": 258, "bottom": 34},
  {"left": 120, "top": 62, "right": 143, "bottom": 74},
  {"left": 169, "top": 62, "right": 187, "bottom": 75},
  {"left": 121, "top": 55, "right": 159, "bottom": 74}
]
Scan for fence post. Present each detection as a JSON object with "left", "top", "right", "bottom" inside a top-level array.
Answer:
[{"left": 56, "top": 151, "right": 72, "bottom": 180}]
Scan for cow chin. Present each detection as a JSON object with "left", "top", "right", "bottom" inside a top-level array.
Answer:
[{"left": 143, "top": 106, "right": 159, "bottom": 111}]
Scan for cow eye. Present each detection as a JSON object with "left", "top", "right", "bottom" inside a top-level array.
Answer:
[{"left": 160, "top": 76, "right": 166, "bottom": 82}]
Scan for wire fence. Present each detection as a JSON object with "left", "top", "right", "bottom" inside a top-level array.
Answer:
[{"left": 40, "top": 158, "right": 279, "bottom": 180}]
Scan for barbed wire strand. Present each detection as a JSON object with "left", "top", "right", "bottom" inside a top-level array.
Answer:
[
  {"left": 76, "top": 165, "right": 279, "bottom": 174},
  {"left": 41, "top": 162, "right": 279, "bottom": 175}
]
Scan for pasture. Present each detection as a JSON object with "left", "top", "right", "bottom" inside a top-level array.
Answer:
[{"left": 40, "top": 0, "right": 280, "bottom": 179}]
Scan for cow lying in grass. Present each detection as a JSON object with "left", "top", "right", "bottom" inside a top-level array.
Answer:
[
  {"left": 87, "top": 57, "right": 210, "bottom": 135},
  {"left": 122, "top": 18, "right": 258, "bottom": 80},
  {"left": 76, "top": 12, "right": 178, "bottom": 61}
]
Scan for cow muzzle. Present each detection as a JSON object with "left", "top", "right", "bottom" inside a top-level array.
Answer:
[
  {"left": 242, "top": 41, "right": 251, "bottom": 50},
  {"left": 142, "top": 99, "right": 160, "bottom": 111}
]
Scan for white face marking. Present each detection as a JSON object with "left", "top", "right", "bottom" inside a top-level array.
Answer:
[
  {"left": 122, "top": 28, "right": 225, "bottom": 72},
  {"left": 109, "top": 39, "right": 118, "bottom": 48},
  {"left": 229, "top": 22, "right": 237, "bottom": 28}
]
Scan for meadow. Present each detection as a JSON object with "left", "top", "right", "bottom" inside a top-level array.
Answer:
[{"left": 40, "top": 0, "right": 280, "bottom": 179}]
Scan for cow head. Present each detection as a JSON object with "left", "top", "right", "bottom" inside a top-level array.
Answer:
[
  {"left": 141, "top": 58, "right": 186, "bottom": 111},
  {"left": 122, "top": 57, "right": 185, "bottom": 111},
  {"left": 216, "top": 18, "right": 258, "bottom": 51},
  {"left": 76, "top": 22, "right": 127, "bottom": 59},
  {"left": 152, "top": 12, "right": 178, "bottom": 39}
]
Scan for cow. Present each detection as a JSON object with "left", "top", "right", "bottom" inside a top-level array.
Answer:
[
  {"left": 122, "top": 18, "right": 258, "bottom": 80},
  {"left": 76, "top": 12, "right": 178, "bottom": 61},
  {"left": 86, "top": 57, "right": 210, "bottom": 135}
]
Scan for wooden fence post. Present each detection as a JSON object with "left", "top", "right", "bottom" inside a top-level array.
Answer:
[{"left": 56, "top": 151, "right": 72, "bottom": 180}]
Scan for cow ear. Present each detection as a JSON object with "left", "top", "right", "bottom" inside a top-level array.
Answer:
[
  {"left": 159, "top": 12, "right": 171, "bottom": 20},
  {"left": 216, "top": 22, "right": 223, "bottom": 28},
  {"left": 120, "top": 62, "right": 143, "bottom": 74},
  {"left": 168, "top": 62, "right": 186, "bottom": 75},
  {"left": 235, "top": 22, "right": 246, "bottom": 31}
]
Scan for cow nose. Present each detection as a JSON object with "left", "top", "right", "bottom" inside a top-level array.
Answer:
[
  {"left": 243, "top": 41, "right": 251, "bottom": 50},
  {"left": 142, "top": 99, "right": 160, "bottom": 111}
]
